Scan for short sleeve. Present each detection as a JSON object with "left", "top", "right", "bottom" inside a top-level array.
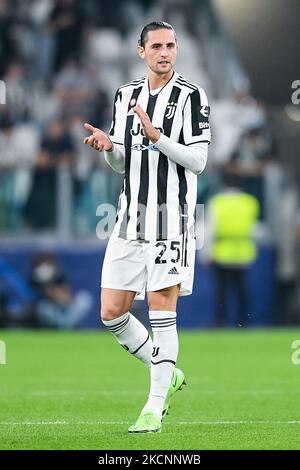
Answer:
[
  {"left": 183, "top": 87, "right": 211, "bottom": 145},
  {"left": 109, "top": 89, "right": 125, "bottom": 146}
]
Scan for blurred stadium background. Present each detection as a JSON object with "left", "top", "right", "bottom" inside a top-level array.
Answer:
[
  {"left": 0, "top": 0, "right": 300, "bottom": 450},
  {"left": 0, "top": 0, "right": 299, "bottom": 329}
]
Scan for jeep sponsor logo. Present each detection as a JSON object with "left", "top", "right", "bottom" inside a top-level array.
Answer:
[{"left": 130, "top": 123, "right": 163, "bottom": 137}]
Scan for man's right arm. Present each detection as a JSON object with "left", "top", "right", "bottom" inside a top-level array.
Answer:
[
  {"left": 105, "top": 88, "right": 125, "bottom": 173},
  {"left": 83, "top": 89, "right": 125, "bottom": 173},
  {"left": 104, "top": 144, "right": 125, "bottom": 174}
]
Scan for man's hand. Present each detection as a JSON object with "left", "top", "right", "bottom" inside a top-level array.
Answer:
[
  {"left": 83, "top": 123, "right": 113, "bottom": 152},
  {"left": 133, "top": 105, "right": 160, "bottom": 143}
]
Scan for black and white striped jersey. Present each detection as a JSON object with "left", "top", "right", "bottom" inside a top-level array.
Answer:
[{"left": 109, "top": 71, "right": 211, "bottom": 241}]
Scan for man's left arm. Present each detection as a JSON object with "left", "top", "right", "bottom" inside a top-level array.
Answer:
[{"left": 153, "top": 134, "right": 208, "bottom": 175}]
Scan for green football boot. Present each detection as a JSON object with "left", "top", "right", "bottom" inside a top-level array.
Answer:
[
  {"left": 162, "top": 368, "right": 187, "bottom": 418},
  {"left": 128, "top": 411, "right": 161, "bottom": 434}
]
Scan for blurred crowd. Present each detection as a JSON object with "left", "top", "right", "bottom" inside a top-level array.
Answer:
[
  {"left": 0, "top": 252, "right": 93, "bottom": 328},
  {"left": 1, "top": 0, "right": 300, "bottom": 326}
]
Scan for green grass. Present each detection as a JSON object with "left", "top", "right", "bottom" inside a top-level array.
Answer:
[{"left": 0, "top": 329, "right": 300, "bottom": 450}]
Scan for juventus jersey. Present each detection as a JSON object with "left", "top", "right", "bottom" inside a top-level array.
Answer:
[{"left": 109, "top": 71, "right": 211, "bottom": 241}]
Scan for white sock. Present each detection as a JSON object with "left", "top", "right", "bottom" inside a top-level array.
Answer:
[
  {"left": 142, "top": 310, "right": 178, "bottom": 420},
  {"left": 102, "top": 312, "right": 152, "bottom": 368}
]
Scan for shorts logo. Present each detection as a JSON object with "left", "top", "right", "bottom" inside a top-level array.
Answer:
[
  {"left": 168, "top": 267, "right": 179, "bottom": 275},
  {"left": 165, "top": 102, "right": 177, "bottom": 119},
  {"left": 199, "top": 122, "right": 210, "bottom": 129},
  {"left": 152, "top": 347, "right": 160, "bottom": 357}
]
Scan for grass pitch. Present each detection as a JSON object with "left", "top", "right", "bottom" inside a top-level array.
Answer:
[{"left": 0, "top": 329, "right": 300, "bottom": 450}]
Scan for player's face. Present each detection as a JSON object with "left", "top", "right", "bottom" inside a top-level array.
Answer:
[{"left": 138, "top": 29, "right": 177, "bottom": 75}]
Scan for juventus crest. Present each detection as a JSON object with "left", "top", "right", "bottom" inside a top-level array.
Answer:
[
  {"left": 152, "top": 347, "right": 160, "bottom": 357},
  {"left": 165, "top": 101, "right": 177, "bottom": 120}
]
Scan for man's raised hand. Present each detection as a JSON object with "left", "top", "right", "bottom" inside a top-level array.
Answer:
[
  {"left": 133, "top": 105, "right": 160, "bottom": 143},
  {"left": 83, "top": 123, "right": 114, "bottom": 152}
]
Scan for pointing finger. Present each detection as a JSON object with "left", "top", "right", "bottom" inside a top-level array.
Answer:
[
  {"left": 84, "top": 123, "right": 96, "bottom": 133},
  {"left": 133, "top": 105, "right": 143, "bottom": 115}
]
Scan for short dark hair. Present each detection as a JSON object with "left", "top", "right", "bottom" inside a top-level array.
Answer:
[{"left": 138, "top": 21, "right": 176, "bottom": 48}]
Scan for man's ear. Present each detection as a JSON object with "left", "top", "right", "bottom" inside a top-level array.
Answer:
[{"left": 138, "top": 46, "right": 145, "bottom": 59}]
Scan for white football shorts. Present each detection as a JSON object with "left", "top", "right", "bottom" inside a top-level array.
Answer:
[{"left": 101, "top": 229, "right": 196, "bottom": 299}]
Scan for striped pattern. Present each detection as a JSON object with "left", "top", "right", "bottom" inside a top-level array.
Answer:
[
  {"left": 151, "top": 359, "right": 176, "bottom": 366},
  {"left": 119, "top": 77, "right": 145, "bottom": 90},
  {"left": 150, "top": 316, "right": 177, "bottom": 330},
  {"left": 181, "top": 230, "right": 189, "bottom": 267},
  {"left": 119, "top": 85, "right": 143, "bottom": 236},
  {"left": 104, "top": 314, "right": 130, "bottom": 335},
  {"left": 109, "top": 71, "right": 211, "bottom": 241},
  {"left": 136, "top": 94, "right": 158, "bottom": 239},
  {"left": 176, "top": 75, "right": 198, "bottom": 91},
  {"left": 156, "top": 85, "right": 182, "bottom": 240}
]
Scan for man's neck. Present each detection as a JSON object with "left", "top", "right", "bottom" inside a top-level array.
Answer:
[{"left": 147, "top": 69, "right": 174, "bottom": 91}]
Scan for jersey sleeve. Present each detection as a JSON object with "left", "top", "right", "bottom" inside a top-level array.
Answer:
[
  {"left": 182, "top": 87, "right": 211, "bottom": 145},
  {"left": 109, "top": 89, "right": 125, "bottom": 146}
]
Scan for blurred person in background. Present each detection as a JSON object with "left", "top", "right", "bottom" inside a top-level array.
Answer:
[
  {"left": 225, "top": 125, "right": 275, "bottom": 220},
  {"left": 0, "top": 255, "right": 36, "bottom": 328},
  {"left": 0, "top": 0, "right": 18, "bottom": 76},
  {"left": 53, "top": 58, "right": 99, "bottom": 121},
  {"left": 24, "top": 118, "right": 74, "bottom": 229},
  {"left": 274, "top": 174, "right": 300, "bottom": 325},
  {"left": 47, "top": 0, "right": 86, "bottom": 72},
  {"left": 28, "top": 0, "right": 56, "bottom": 81},
  {"left": 2, "top": 62, "right": 33, "bottom": 123},
  {"left": 31, "top": 253, "right": 93, "bottom": 329},
  {"left": 201, "top": 173, "right": 259, "bottom": 327},
  {"left": 0, "top": 112, "right": 39, "bottom": 229}
]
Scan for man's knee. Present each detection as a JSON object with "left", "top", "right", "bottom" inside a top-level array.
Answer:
[
  {"left": 100, "top": 289, "right": 135, "bottom": 322},
  {"left": 148, "top": 284, "right": 180, "bottom": 311},
  {"left": 148, "top": 295, "right": 170, "bottom": 311},
  {"left": 100, "top": 304, "right": 126, "bottom": 322}
]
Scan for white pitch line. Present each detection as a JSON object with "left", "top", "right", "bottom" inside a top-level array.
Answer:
[
  {"left": 27, "top": 389, "right": 298, "bottom": 397},
  {"left": 178, "top": 421, "right": 300, "bottom": 425},
  {"left": 1, "top": 420, "right": 300, "bottom": 426},
  {"left": 30, "top": 390, "right": 145, "bottom": 396},
  {"left": 0, "top": 421, "right": 129, "bottom": 426}
]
